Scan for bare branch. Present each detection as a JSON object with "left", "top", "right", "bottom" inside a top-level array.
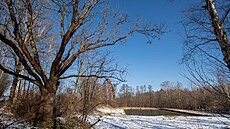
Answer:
[
  {"left": 6, "top": 0, "right": 21, "bottom": 41},
  {"left": 0, "top": 64, "right": 36, "bottom": 83},
  {"left": 0, "top": 33, "right": 43, "bottom": 86},
  {"left": 60, "top": 74, "right": 125, "bottom": 82},
  {"left": 50, "top": 0, "right": 98, "bottom": 78},
  {"left": 57, "top": 29, "right": 136, "bottom": 76},
  {"left": 221, "top": 8, "right": 230, "bottom": 24}
]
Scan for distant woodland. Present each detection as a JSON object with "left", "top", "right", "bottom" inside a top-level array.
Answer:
[{"left": 116, "top": 80, "right": 230, "bottom": 113}]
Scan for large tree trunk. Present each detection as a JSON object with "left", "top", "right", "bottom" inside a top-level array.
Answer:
[
  {"left": 38, "top": 90, "right": 55, "bottom": 120},
  {"left": 36, "top": 81, "right": 58, "bottom": 127}
]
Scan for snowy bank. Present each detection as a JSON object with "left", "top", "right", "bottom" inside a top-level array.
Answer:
[
  {"left": 92, "top": 115, "right": 230, "bottom": 129},
  {"left": 161, "top": 108, "right": 211, "bottom": 116},
  {"left": 0, "top": 106, "right": 38, "bottom": 129},
  {"left": 91, "top": 107, "right": 230, "bottom": 128},
  {"left": 95, "top": 107, "right": 125, "bottom": 115}
]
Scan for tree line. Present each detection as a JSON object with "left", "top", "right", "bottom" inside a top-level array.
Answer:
[{"left": 117, "top": 80, "right": 230, "bottom": 113}]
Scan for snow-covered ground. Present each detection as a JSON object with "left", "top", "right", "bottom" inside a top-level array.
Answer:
[
  {"left": 91, "top": 107, "right": 230, "bottom": 129},
  {"left": 91, "top": 115, "right": 230, "bottom": 129},
  {"left": 1, "top": 105, "right": 230, "bottom": 128},
  {"left": 95, "top": 107, "right": 125, "bottom": 115}
]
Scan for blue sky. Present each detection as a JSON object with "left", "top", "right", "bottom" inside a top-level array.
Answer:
[{"left": 109, "top": 0, "right": 192, "bottom": 90}]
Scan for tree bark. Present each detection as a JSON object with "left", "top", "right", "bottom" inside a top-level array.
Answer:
[
  {"left": 204, "top": 0, "right": 230, "bottom": 70},
  {"left": 38, "top": 90, "right": 55, "bottom": 120},
  {"left": 36, "top": 82, "right": 58, "bottom": 126},
  {"left": 9, "top": 59, "right": 21, "bottom": 105},
  {"left": 9, "top": 76, "right": 18, "bottom": 104}
]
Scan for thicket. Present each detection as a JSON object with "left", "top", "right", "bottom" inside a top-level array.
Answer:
[{"left": 8, "top": 78, "right": 116, "bottom": 128}]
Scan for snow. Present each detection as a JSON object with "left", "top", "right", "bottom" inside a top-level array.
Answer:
[
  {"left": 95, "top": 107, "right": 125, "bottom": 115},
  {"left": 91, "top": 115, "right": 230, "bottom": 129},
  {"left": 91, "top": 107, "right": 230, "bottom": 128},
  {"left": 0, "top": 116, "right": 38, "bottom": 129},
  {"left": 1, "top": 105, "right": 230, "bottom": 128},
  {"left": 0, "top": 106, "right": 38, "bottom": 129}
]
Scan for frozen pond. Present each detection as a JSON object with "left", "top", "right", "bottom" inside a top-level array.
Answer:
[{"left": 124, "top": 109, "right": 191, "bottom": 116}]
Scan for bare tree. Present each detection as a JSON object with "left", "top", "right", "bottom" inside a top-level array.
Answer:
[
  {"left": 118, "top": 84, "right": 133, "bottom": 107},
  {"left": 0, "top": 70, "right": 10, "bottom": 97},
  {"left": 0, "top": 46, "right": 11, "bottom": 97},
  {"left": 182, "top": 0, "right": 229, "bottom": 67},
  {"left": 0, "top": 0, "right": 165, "bottom": 124},
  {"left": 74, "top": 50, "right": 121, "bottom": 123},
  {"left": 147, "top": 85, "right": 153, "bottom": 107},
  {"left": 101, "top": 79, "right": 116, "bottom": 107},
  {"left": 182, "top": 0, "right": 230, "bottom": 112},
  {"left": 204, "top": 0, "right": 230, "bottom": 70}
]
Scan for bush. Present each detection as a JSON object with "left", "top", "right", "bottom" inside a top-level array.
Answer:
[{"left": 12, "top": 93, "right": 40, "bottom": 121}]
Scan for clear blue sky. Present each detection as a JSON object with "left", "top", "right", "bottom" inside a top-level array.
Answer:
[{"left": 109, "top": 0, "right": 192, "bottom": 90}]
